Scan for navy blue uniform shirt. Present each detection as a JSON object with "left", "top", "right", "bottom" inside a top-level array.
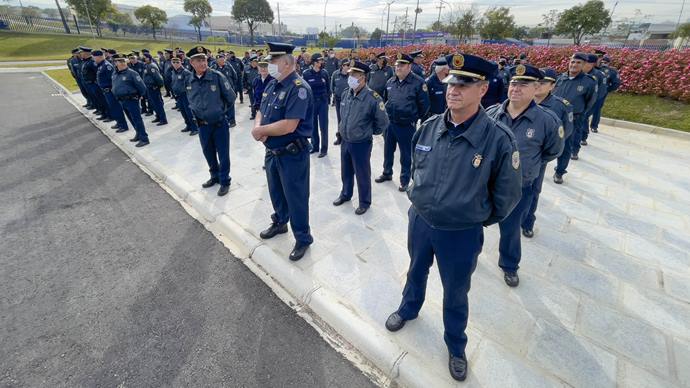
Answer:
[
  {"left": 187, "top": 69, "right": 237, "bottom": 124},
  {"left": 96, "top": 60, "right": 115, "bottom": 89},
  {"left": 112, "top": 67, "right": 147, "bottom": 98},
  {"left": 425, "top": 72, "right": 447, "bottom": 115},
  {"left": 539, "top": 93, "right": 574, "bottom": 138},
  {"left": 331, "top": 70, "right": 349, "bottom": 102},
  {"left": 171, "top": 67, "right": 192, "bottom": 96},
  {"left": 383, "top": 72, "right": 430, "bottom": 124},
  {"left": 259, "top": 71, "right": 314, "bottom": 149},
  {"left": 338, "top": 87, "right": 389, "bottom": 143},
  {"left": 302, "top": 67, "right": 330, "bottom": 102},
  {"left": 553, "top": 72, "right": 598, "bottom": 115}
]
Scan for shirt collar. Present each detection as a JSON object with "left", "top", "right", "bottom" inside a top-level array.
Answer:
[
  {"left": 350, "top": 86, "right": 369, "bottom": 100},
  {"left": 437, "top": 107, "right": 487, "bottom": 148},
  {"left": 497, "top": 99, "right": 538, "bottom": 123},
  {"left": 277, "top": 71, "right": 297, "bottom": 87}
]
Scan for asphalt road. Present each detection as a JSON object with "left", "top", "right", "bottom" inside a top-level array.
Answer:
[{"left": 0, "top": 73, "right": 375, "bottom": 388}]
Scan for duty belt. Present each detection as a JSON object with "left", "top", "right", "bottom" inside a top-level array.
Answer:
[
  {"left": 268, "top": 138, "right": 309, "bottom": 157},
  {"left": 118, "top": 95, "right": 139, "bottom": 101}
]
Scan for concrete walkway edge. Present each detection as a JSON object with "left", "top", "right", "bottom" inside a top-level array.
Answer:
[
  {"left": 599, "top": 117, "right": 690, "bottom": 140},
  {"left": 40, "top": 71, "right": 452, "bottom": 388}
]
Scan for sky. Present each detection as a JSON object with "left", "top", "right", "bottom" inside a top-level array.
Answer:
[{"left": 15, "top": 0, "right": 690, "bottom": 33}]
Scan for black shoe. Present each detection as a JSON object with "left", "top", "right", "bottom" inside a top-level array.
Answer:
[
  {"left": 189, "top": 130, "right": 199, "bottom": 136},
  {"left": 375, "top": 174, "right": 392, "bottom": 183},
  {"left": 144, "top": 112, "right": 154, "bottom": 116},
  {"left": 317, "top": 152, "right": 327, "bottom": 158},
  {"left": 333, "top": 196, "right": 350, "bottom": 206},
  {"left": 181, "top": 127, "right": 191, "bottom": 132},
  {"left": 522, "top": 229, "right": 534, "bottom": 238},
  {"left": 571, "top": 153, "right": 579, "bottom": 160},
  {"left": 156, "top": 121, "right": 168, "bottom": 126},
  {"left": 103, "top": 118, "right": 114, "bottom": 123},
  {"left": 217, "top": 184, "right": 230, "bottom": 197},
  {"left": 202, "top": 178, "right": 218, "bottom": 188},
  {"left": 97, "top": 116, "right": 107, "bottom": 121},
  {"left": 333, "top": 138, "right": 342, "bottom": 146},
  {"left": 553, "top": 173, "right": 564, "bottom": 184},
  {"left": 82, "top": 104, "right": 90, "bottom": 108},
  {"left": 110, "top": 124, "right": 120, "bottom": 129},
  {"left": 503, "top": 271, "right": 519, "bottom": 287},
  {"left": 229, "top": 122, "right": 237, "bottom": 128},
  {"left": 152, "top": 118, "right": 160, "bottom": 123},
  {"left": 591, "top": 127, "right": 598, "bottom": 133},
  {"left": 249, "top": 115, "right": 256, "bottom": 120},
  {"left": 398, "top": 183, "right": 409, "bottom": 192},
  {"left": 116, "top": 127, "right": 128, "bottom": 133},
  {"left": 448, "top": 354, "right": 468, "bottom": 381},
  {"left": 135, "top": 140, "right": 149, "bottom": 148},
  {"left": 172, "top": 106, "right": 179, "bottom": 110},
  {"left": 385, "top": 312, "right": 406, "bottom": 332},
  {"left": 355, "top": 207, "right": 368, "bottom": 215},
  {"left": 580, "top": 140, "right": 588, "bottom": 146},
  {"left": 260, "top": 223, "right": 288, "bottom": 239},
  {"left": 129, "top": 137, "right": 140, "bottom": 142},
  {"left": 289, "top": 242, "right": 310, "bottom": 261}
]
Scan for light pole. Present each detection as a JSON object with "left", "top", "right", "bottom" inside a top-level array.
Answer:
[
  {"left": 323, "top": 0, "right": 328, "bottom": 33},
  {"left": 385, "top": 0, "right": 395, "bottom": 47}
]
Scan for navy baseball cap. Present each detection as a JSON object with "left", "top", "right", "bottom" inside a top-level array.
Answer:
[
  {"left": 540, "top": 67, "right": 559, "bottom": 82},
  {"left": 410, "top": 50, "right": 423, "bottom": 58},
  {"left": 311, "top": 53, "right": 323, "bottom": 62},
  {"left": 92, "top": 50, "right": 104, "bottom": 56},
  {"left": 433, "top": 57, "right": 448, "bottom": 66},
  {"left": 111, "top": 54, "right": 126, "bottom": 62},
  {"left": 442, "top": 53, "right": 497, "bottom": 85},
  {"left": 78, "top": 46, "right": 92, "bottom": 52},
  {"left": 572, "top": 52, "right": 589, "bottom": 62},
  {"left": 586, "top": 54, "right": 599, "bottom": 63},
  {"left": 71, "top": 48, "right": 79, "bottom": 54},
  {"left": 510, "top": 64, "right": 543, "bottom": 82}
]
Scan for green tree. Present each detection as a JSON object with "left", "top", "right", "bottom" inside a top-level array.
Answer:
[
  {"left": 231, "top": 0, "right": 273, "bottom": 46},
  {"left": 370, "top": 27, "right": 384, "bottom": 41},
  {"left": 555, "top": 0, "right": 611, "bottom": 45},
  {"left": 674, "top": 22, "right": 690, "bottom": 46},
  {"left": 106, "top": 11, "right": 133, "bottom": 36},
  {"left": 512, "top": 25, "right": 529, "bottom": 40},
  {"left": 134, "top": 5, "right": 167, "bottom": 40},
  {"left": 454, "top": 9, "right": 478, "bottom": 42},
  {"left": 318, "top": 31, "right": 338, "bottom": 48},
  {"left": 340, "top": 24, "right": 368, "bottom": 39},
  {"left": 65, "top": 0, "right": 112, "bottom": 36},
  {"left": 184, "top": 0, "right": 212, "bottom": 42},
  {"left": 478, "top": 7, "right": 516, "bottom": 40}
]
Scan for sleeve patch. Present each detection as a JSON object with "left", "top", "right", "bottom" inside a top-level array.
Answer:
[
  {"left": 558, "top": 126, "right": 564, "bottom": 138},
  {"left": 379, "top": 101, "right": 385, "bottom": 111},
  {"left": 298, "top": 88, "right": 307, "bottom": 100},
  {"left": 512, "top": 151, "right": 520, "bottom": 170}
]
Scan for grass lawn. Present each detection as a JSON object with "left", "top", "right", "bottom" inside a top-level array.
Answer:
[
  {"left": 45, "top": 68, "right": 78, "bottom": 93},
  {"left": 0, "top": 31, "right": 261, "bottom": 61},
  {"left": 602, "top": 93, "right": 690, "bottom": 132}
]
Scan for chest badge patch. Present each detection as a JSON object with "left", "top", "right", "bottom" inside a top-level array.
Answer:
[
  {"left": 526, "top": 128, "right": 535, "bottom": 138},
  {"left": 415, "top": 144, "right": 431, "bottom": 152},
  {"left": 279, "top": 91, "right": 286, "bottom": 100},
  {"left": 558, "top": 126, "right": 564, "bottom": 138},
  {"left": 422, "top": 84, "right": 428, "bottom": 92},
  {"left": 472, "top": 154, "right": 483, "bottom": 168},
  {"left": 379, "top": 101, "right": 385, "bottom": 111},
  {"left": 577, "top": 85, "right": 584, "bottom": 92},
  {"left": 210, "top": 84, "right": 217, "bottom": 92},
  {"left": 512, "top": 151, "right": 520, "bottom": 170}
]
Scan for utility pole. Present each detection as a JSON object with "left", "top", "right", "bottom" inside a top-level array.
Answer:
[
  {"left": 436, "top": 1, "right": 444, "bottom": 25},
  {"left": 55, "top": 0, "right": 70, "bottom": 34},
  {"left": 82, "top": 0, "right": 96, "bottom": 38},
  {"left": 602, "top": 0, "right": 618, "bottom": 36},
  {"left": 676, "top": 0, "right": 686, "bottom": 31},
  {"left": 412, "top": 0, "right": 421, "bottom": 44},
  {"left": 402, "top": 7, "right": 408, "bottom": 45},
  {"left": 385, "top": 0, "right": 395, "bottom": 46},
  {"left": 323, "top": 0, "right": 328, "bottom": 33},
  {"left": 277, "top": 2, "right": 281, "bottom": 36}
]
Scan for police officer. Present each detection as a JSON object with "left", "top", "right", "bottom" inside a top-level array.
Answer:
[
  {"left": 590, "top": 53, "right": 620, "bottom": 133},
  {"left": 410, "top": 50, "right": 425, "bottom": 77},
  {"left": 497, "top": 57, "right": 510, "bottom": 85},
  {"left": 521, "top": 67, "right": 573, "bottom": 238},
  {"left": 69, "top": 48, "right": 91, "bottom": 107},
  {"left": 226, "top": 51, "right": 245, "bottom": 104},
  {"left": 162, "top": 48, "right": 174, "bottom": 98},
  {"left": 91, "top": 50, "right": 114, "bottom": 123},
  {"left": 481, "top": 62, "right": 507, "bottom": 108},
  {"left": 142, "top": 53, "right": 168, "bottom": 126},
  {"left": 425, "top": 57, "right": 448, "bottom": 119},
  {"left": 244, "top": 56, "right": 260, "bottom": 119},
  {"left": 324, "top": 48, "right": 340, "bottom": 76},
  {"left": 385, "top": 53, "right": 522, "bottom": 382},
  {"left": 252, "top": 57, "right": 274, "bottom": 122},
  {"left": 303, "top": 52, "right": 331, "bottom": 157},
  {"left": 81, "top": 48, "right": 108, "bottom": 120},
  {"left": 96, "top": 50, "right": 128, "bottom": 131},
  {"left": 367, "top": 53, "right": 394, "bottom": 97},
  {"left": 553, "top": 52, "right": 597, "bottom": 180},
  {"left": 210, "top": 53, "right": 238, "bottom": 127},
  {"left": 581, "top": 53, "right": 606, "bottom": 145},
  {"left": 111, "top": 54, "right": 150, "bottom": 147},
  {"left": 376, "top": 52, "right": 430, "bottom": 192},
  {"left": 186, "top": 46, "right": 237, "bottom": 197},
  {"left": 332, "top": 60, "right": 389, "bottom": 215},
  {"left": 127, "top": 52, "right": 151, "bottom": 117},
  {"left": 170, "top": 56, "right": 198, "bottom": 136},
  {"left": 331, "top": 59, "right": 351, "bottom": 145},
  {"left": 252, "top": 42, "right": 314, "bottom": 262},
  {"left": 486, "top": 64, "right": 563, "bottom": 287}
]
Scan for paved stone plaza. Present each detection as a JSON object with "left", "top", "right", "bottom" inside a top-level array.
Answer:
[{"left": 54, "top": 76, "right": 690, "bottom": 388}]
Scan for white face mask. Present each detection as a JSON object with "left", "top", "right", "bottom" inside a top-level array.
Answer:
[
  {"left": 329, "top": 53, "right": 335, "bottom": 58},
  {"left": 267, "top": 63, "right": 280, "bottom": 78},
  {"left": 347, "top": 75, "right": 360, "bottom": 90}
]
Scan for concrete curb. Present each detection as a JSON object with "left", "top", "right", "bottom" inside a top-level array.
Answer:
[
  {"left": 42, "top": 71, "right": 454, "bottom": 388},
  {"left": 600, "top": 117, "right": 690, "bottom": 140}
]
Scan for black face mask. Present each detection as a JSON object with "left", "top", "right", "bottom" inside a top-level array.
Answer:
[{"left": 230, "top": 55, "right": 235, "bottom": 59}]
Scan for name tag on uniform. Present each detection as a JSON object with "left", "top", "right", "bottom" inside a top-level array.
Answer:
[
  {"left": 415, "top": 144, "right": 431, "bottom": 152},
  {"left": 435, "top": 91, "right": 443, "bottom": 94}
]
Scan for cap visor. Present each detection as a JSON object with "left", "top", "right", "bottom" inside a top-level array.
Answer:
[{"left": 442, "top": 74, "right": 480, "bottom": 85}]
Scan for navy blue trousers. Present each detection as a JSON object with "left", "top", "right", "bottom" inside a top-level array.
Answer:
[
  {"left": 198, "top": 118, "right": 230, "bottom": 186},
  {"left": 383, "top": 121, "right": 415, "bottom": 185},
  {"left": 311, "top": 99, "right": 329, "bottom": 153},
  {"left": 103, "top": 90, "right": 127, "bottom": 129},
  {"left": 498, "top": 185, "right": 535, "bottom": 273},
  {"left": 264, "top": 145, "right": 313, "bottom": 246},
  {"left": 398, "top": 206, "right": 484, "bottom": 357},
  {"left": 522, "top": 163, "right": 547, "bottom": 231},
  {"left": 120, "top": 99, "right": 148, "bottom": 142},
  {"left": 76, "top": 78, "right": 90, "bottom": 105},
  {"left": 86, "top": 82, "right": 106, "bottom": 115},
  {"left": 176, "top": 94, "right": 198, "bottom": 131},
  {"left": 226, "top": 100, "right": 236, "bottom": 124},
  {"left": 147, "top": 87, "right": 167, "bottom": 122},
  {"left": 590, "top": 96, "right": 606, "bottom": 130},
  {"left": 340, "top": 140, "right": 372, "bottom": 208}
]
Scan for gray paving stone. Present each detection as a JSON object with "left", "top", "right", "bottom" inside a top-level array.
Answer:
[
  {"left": 673, "top": 337, "right": 690, "bottom": 387},
  {"left": 547, "top": 258, "right": 620, "bottom": 306},
  {"left": 663, "top": 271, "right": 690, "bottom": 304},
  {"left": 583, "top": 246, "right": 660, "bottom": 290},
  {"left": 527, "top": 319, "right": 617, "bottom": 388},
  {"left": 577, "top": 301, "right": 670, "bottom": 375},
  {"left": 511, "top": 272, "right": 581, "bottom": 330},
  {"left": 624, "top": 234, "right": 689, "bottom": 274},
  {"left": 661, "top": 229, "right": 690, "bottom": 253},
  {"left": 602, "top": 211, "right": 660, "bottom": 239},
  {"left": 468, "top": 339, "right": 563, "bottom": 388},
  {"left": 621, "top": 284, "right": 690, "bottom": 340},
  {"left": 619, "top": 361, "right": 680, "bottom": 388}
]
